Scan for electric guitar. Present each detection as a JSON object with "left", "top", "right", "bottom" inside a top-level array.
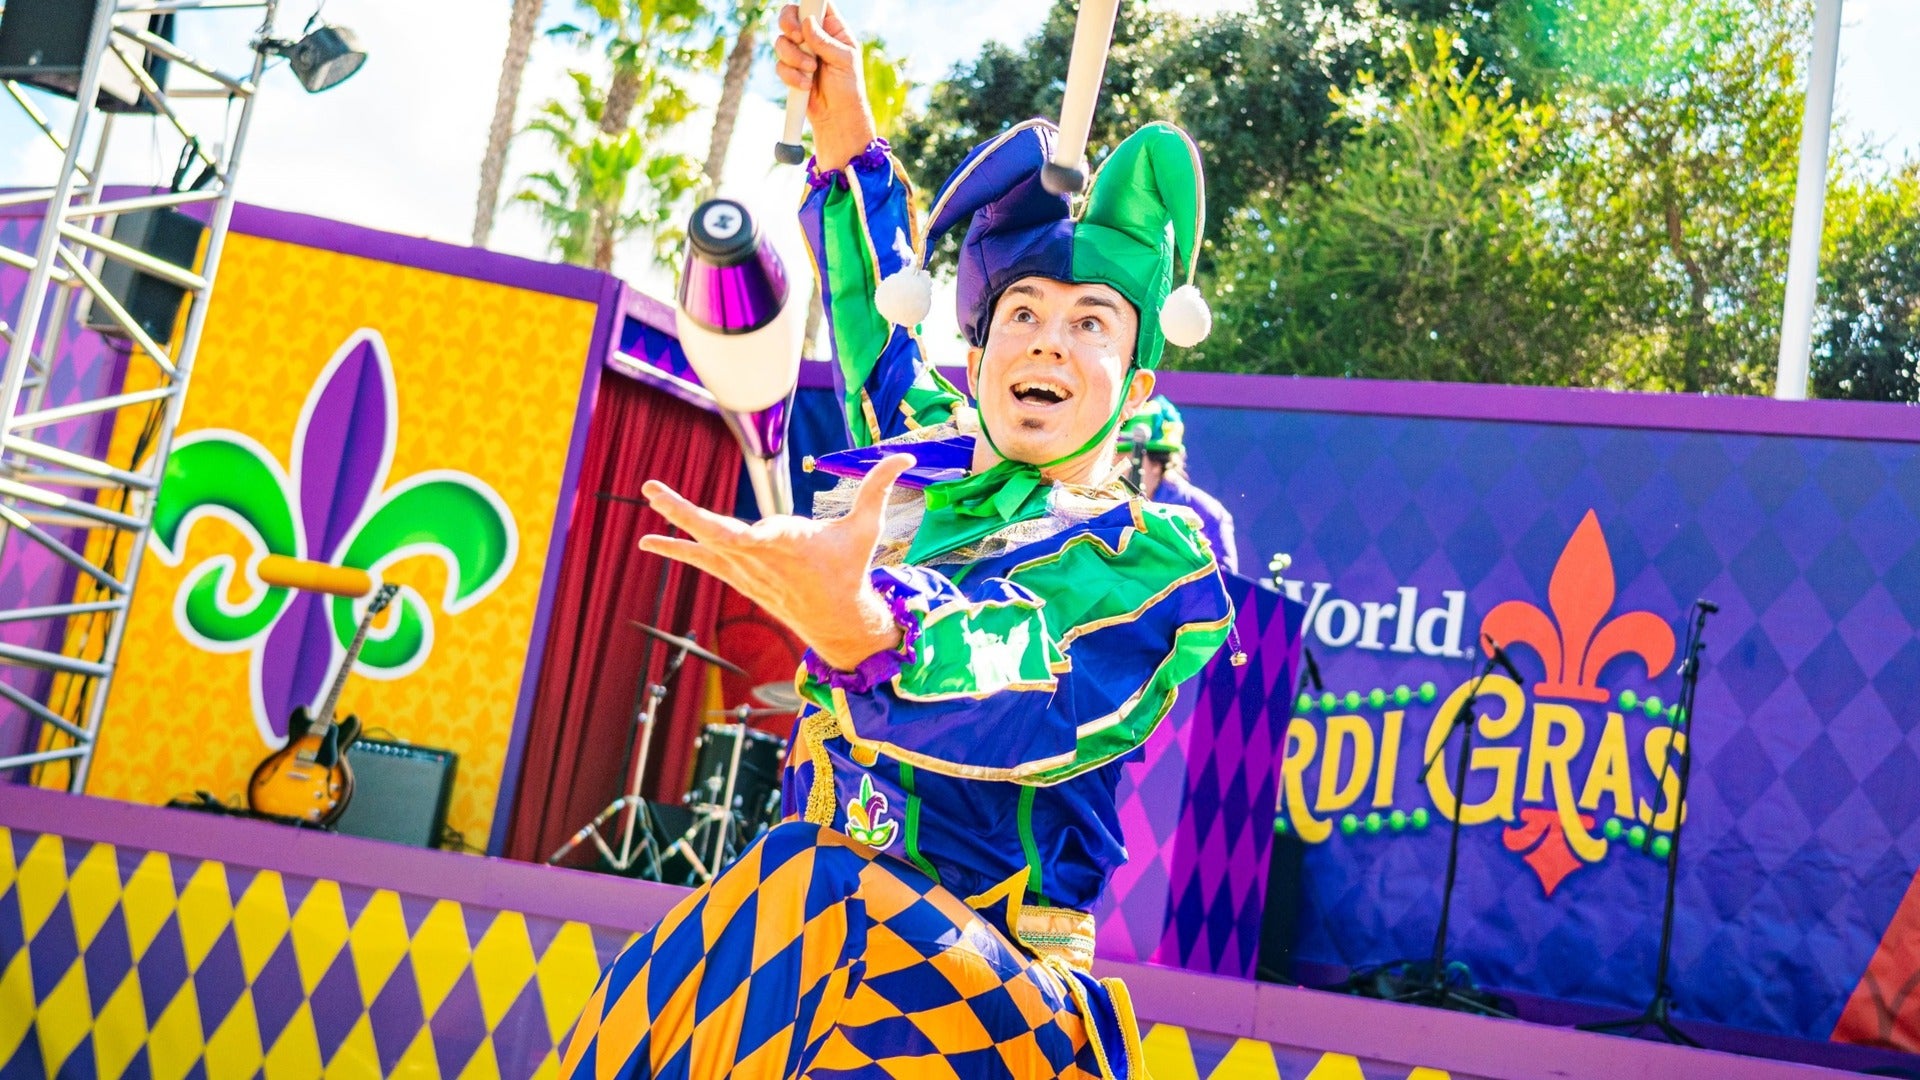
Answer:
[{"left": 247, "top": 584, "right": 399, "bottom": 824}]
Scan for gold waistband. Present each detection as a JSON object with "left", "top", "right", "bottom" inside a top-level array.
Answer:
[{"left": 1012, "top": 903, "right": 1098, "bottom": 974}]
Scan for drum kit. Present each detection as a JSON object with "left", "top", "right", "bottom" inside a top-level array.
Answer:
[{"left": 546, "top": 622, "right": 800, "bottom": 886}]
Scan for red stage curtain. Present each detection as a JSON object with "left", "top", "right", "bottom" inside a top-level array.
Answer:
[{"left": 505, "top": 371, "right": 741, "bottom": 866}]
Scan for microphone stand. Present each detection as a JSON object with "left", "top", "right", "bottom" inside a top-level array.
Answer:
[
  {"left": 1579, "top": 599, "right": 1715, "bottom": 1047},
  {"left": 1343, "top": 634, "right": 1513, "bottom": 1018}
]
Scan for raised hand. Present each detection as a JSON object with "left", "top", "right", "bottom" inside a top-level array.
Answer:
[
  {"left": 639, "top": 453, "right": 915, "bottom": 672},
  {"left": 772, "top": 1, "right": 876, "bottom": 173}
]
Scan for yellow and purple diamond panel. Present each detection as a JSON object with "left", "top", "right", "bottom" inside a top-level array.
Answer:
[
  {"left": 0, "top": 825, "right": 1463, "bottom": 1079},
  {"left": 75, "top": 229, "right": 601, "bottom": 844},
  {"left": 0, "top": 827, "right": 629, "bottom": 1079}
]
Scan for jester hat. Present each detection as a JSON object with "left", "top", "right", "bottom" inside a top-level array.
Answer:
[
  {"left": 874, "top": 118, "right": 1211, "bottom": 371},
  {"left": 1116, "top": 395, "right": 1186, "bottom": 454}
]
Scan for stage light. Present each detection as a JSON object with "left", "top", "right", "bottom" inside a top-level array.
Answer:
[{"left": 260, "top": 24, "right": 366, "bottom": 93}]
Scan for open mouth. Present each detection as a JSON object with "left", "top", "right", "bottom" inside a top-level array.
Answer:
[{"left": 1011, "top": 379, "right": 1072, "bottom": 407}]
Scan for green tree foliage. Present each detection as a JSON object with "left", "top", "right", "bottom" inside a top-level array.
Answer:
[
  {"left": 894, "top": 0, "right": 1367, "bottom": 255},
  {"left": 515, "top": 72, "right": 701, "bottom": 270},
  {"left": 1197, "top": 29, "right": 1589, "bottom": 382},
  {"left": 907, "top": 0, "right": 1920, "bottom": 400},
  {"left": 520, "top": 0, "right": 719, "bottom": 270},
  {"left": 1813, "top": 164, "right": 1920, "bottom": 402}
]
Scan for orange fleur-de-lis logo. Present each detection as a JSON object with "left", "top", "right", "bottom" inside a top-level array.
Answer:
[{"left": 1480, "top": 510, "right": 1676, "bottom": 702}]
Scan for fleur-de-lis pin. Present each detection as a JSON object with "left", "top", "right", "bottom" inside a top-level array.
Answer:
[
  {"left": 148, "top": 330, "right": 517, "bottom": 746},
  {"left": 845, "top": 773, "right": 898, "bottom": 850},
  {"left": 1480, "top": 510, "right": 1676, "bottom": 703}
]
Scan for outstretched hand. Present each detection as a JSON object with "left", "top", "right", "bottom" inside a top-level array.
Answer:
[{"left": 639, "top": 453, "right": 915, "bottom": 672}]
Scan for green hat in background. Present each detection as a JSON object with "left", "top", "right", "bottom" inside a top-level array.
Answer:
[{"left": 1117, "top": 395, "right": 1186, "bottom": 454}]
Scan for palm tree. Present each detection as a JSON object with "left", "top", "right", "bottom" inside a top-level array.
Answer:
[
  {"left": 518, "top": 0, "right": 719, "bottom": 270},
  {"left": 701, "top": 0, "right": 773, "bottom": 196},
  {"left": 551, "top": 0, "right": 720, "bottom": 136},
  {"left": 515, "top": 72, "right": 700, "bottom": 270},
  {"left": 473, "top": 0, "right": 546, "bottom": 248},
  {"left": 862, "top": 38, "right": 912, "bottom": 142}
]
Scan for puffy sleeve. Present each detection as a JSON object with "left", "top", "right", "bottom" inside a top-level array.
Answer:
[
  {"left": 799, "top": 151, "right": 967, "bottom": 448},
  {"left": 799, "top": 505, "right": 1233, "bottom": 784}
]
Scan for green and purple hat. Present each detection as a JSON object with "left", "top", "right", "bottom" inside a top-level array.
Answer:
[
  {"left": 1116, "top": 395, "right": 1185, "bottom": 454},
  {"left": 874, "top": 118, "right": 1212, "bottom": 371}
]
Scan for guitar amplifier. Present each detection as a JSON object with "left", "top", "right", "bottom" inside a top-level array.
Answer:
[{"left": 332, "top": 739, "right": 457, "bottom": 848}]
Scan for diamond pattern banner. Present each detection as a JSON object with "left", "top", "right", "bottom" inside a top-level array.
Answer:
[
  {"left": 1174, "top": 404, "right": 1920, "bottom": 1048},
  {"left": 1095, "top": 580, "right": 1304, "bottom": 979},
  {"left": 0, "top": 819, "right": 1483, "bottom": 1080},
  {"left": 0, "top": 826, "right": 633, "bottom": 1079},
  {"left": 0, "top": 211, "right": 131, "bottom": 764}
]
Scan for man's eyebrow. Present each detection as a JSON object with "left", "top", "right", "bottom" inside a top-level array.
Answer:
[
  {"left": 1004, "top": 283, "right": 1043, "bottom": 300},
  {"left": 1073, "top": 294, "right": 1123, "bottom": 314}
]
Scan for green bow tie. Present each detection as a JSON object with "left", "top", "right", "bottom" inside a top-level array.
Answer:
[{"left": 906, "top": 457, "right": 1053, "bottom": 565}]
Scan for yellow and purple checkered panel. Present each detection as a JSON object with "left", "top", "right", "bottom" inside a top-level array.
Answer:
[
  {"left": 565, "top": 824, "right": 1105, "bottom": 1080},
  {"left": 0, "top": 823, "right": 1466, "bottom": 1079},
  {"left": 0, "top": 827, "right": 633, "bottom": 1079}
]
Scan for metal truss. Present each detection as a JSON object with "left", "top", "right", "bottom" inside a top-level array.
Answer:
[{"left": 0, "top": 0, "right": 280, "bottom": 787}]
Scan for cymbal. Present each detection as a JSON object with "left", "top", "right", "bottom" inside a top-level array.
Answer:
[
  {"left": 628, "top": 621, "right": 747, "bottom": 676},
  {"left": 706, "top": 706, "right": 791, "bottom": 718},
  {"left": 752, "top": 681, "right": 803, "bottom": 710}
]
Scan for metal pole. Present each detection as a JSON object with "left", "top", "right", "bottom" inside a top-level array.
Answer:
[
  {"left": 0, "top": 0, "right": 116, "bottom": 446},
  {"left": 1775, "top": 0, "right": 1845, "bottom": 401},
  {"left": 68, "top": 2, "right": 278, "bottom": 791}
]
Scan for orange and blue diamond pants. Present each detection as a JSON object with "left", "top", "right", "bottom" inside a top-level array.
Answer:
[{"left": 560, "top": 823, "right": 1106, "bottom": 1079}]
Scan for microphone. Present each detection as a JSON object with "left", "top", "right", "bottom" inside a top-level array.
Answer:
[
  {"left": 1695, "top": 598, "right": 1720, "bottom": 614},
  {"left": 1484, "top": 636, "right": 1524, "bottom": 683},
  {"left": 1302, "top": 647, "right": 1325, "bottom": 693}
]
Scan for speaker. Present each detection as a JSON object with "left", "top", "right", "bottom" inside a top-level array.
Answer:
[
  {"left": 1257, "top": 827, "right": 1306, "bottom": 984},
  {"left": 332, "top": 739, "right": 457, "bottom": 848},
  {"left": 83, "top": 208, "right": 205, "bottom": 344},
  {"left": 0, "top": 1, "right": 175, "bottom": 112}
]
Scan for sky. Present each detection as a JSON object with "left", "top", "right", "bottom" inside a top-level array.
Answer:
[{"left": 0, "top": 0, "right": 1915, "bottom": 358}]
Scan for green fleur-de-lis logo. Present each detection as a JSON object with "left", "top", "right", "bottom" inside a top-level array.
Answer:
[{"left": 148, "top": 330, "right": 518, "bottom": 746}]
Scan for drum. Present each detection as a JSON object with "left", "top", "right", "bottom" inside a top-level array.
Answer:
[{"left": 687, "top": 723, "right": 786, "bottom": 836}]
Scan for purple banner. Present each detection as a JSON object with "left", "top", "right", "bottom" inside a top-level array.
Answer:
[{"left": 1176, "top": 399, "right": 1920, "bottom": 1048}]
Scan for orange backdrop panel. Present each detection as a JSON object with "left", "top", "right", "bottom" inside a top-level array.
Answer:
[{"left": 80, "top": 230, "right": 599, "bottom": 846}]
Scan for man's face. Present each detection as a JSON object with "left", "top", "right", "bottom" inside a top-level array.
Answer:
[{"left": 967, "top": 277, "right": 1155, "bottom": 472}]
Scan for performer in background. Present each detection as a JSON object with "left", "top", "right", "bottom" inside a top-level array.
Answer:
[
  {"left": 1119, "top": 395, "right": 1239, "bottom": 575},
  {"left": 561, "top": 3, "right": 1232, "bottom": 1077}
]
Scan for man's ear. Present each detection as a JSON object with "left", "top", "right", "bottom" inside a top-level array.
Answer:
[
  {"left": 1123, "top": 368, "right": 1156, "bottom": 417},
  {"left": 965, "top": 348, "right": 983, "bottom": 396}
]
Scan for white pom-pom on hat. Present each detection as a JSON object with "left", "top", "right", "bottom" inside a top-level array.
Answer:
[
  {"left": 1159, "top": 283, "right": 1212, "bottom": 348},
  {"left": 875, "top": 267, "right": 934, "bottom": 328}
]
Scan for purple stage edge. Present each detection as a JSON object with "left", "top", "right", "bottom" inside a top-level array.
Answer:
[{"left": 0, "top": 786, "right": 1872, "bottom": 1080}]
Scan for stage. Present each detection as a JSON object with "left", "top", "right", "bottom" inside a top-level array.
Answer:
[{"left": 0, "top": 784, "right": 1885, "bottom": 1080}]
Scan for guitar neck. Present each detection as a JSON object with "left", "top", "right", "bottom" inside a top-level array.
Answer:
[{"left": 310, "top": 589, "right": 392, "bottom": 735}]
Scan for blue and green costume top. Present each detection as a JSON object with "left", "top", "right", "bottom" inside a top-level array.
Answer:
[{"left": 785, "top": 119, "right": 1232, "bottom": 984}]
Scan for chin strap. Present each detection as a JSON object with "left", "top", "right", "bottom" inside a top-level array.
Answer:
[{"left": 907, "top": 370, "right": 1137, "bottom": 566}]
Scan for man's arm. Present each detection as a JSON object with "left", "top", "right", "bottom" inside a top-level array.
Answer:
[
  {"left": 775, "top": 3, "right": 965, "bottom": 448},
  {"left": 799, "top": 149, "right": 966, "bottom": 448},
  {"left": 799, "top": 508, "right": 1233, "bottom": 783}
]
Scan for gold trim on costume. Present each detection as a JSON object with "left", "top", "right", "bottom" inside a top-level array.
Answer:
[{"left": 801, "top": 711, "right": 840, "bottom": 826}]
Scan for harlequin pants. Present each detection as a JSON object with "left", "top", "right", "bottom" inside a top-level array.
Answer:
[{"left": 560, "top": 822, "right": 1138, "bottom": 1080}]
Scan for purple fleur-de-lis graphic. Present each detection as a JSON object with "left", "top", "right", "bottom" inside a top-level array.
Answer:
[{"left": 150, "top": 330, "right": 518, "bottom": 746}]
